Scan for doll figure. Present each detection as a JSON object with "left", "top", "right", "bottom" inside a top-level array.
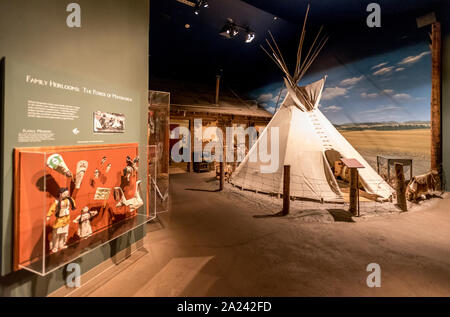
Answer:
[
  {"left": 75, "top": 160, "right": 88, "bottom": 189},
  {"left": 47, "top": 188, "right": 76, "bottom": 253},
  {"left": 114, "top": 180, "right": 143, "bottom": 213},
  {"left": 132, "top": 156, "right": 139, "bottom": 173},
  {"left": 73, "top": 207, "right": 98, "bottom": 239},
  {"left": 123, "top": 156, "right": 139, "bottom": 181},
  {"left": 123, "top": 166, "right": 134, "bottom": 182}
]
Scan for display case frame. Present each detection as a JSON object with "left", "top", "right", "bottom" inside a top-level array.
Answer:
[
  {"left": 14, "top": 143, "right": 149, "bottom": 276},
  {"left": 149, "top": 91, "right": 170, "bottom": 215}
]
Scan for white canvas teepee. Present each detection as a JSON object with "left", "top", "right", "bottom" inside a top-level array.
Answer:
[
  {"left": 230, "top": 4, "right": 394, "bottom": 202},
  {"left": 230, "top": 77, "right": 395, "bottom": 202}
]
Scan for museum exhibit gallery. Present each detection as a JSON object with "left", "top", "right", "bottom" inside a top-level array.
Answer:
[{"left": 1, "top": 0, "right": 450, "bottom": 301}]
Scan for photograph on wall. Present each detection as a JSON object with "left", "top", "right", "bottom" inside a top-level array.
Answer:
[{"left": 93, "top": 111, "right": 125, "bottom": 133}]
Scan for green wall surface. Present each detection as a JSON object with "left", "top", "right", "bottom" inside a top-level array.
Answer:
[{"left": 0, "top": 0, "right": 149, "bottom": 295}]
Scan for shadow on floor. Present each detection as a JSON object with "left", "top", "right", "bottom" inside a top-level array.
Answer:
[
  {"left": 327, "top": 209, "right": 355, "bottom": 222},
  {"left": 185, "top": 188, "right": 220, "bottom": 193}
]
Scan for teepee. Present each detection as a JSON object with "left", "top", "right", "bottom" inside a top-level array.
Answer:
[{"left": 230, "top": 5, "right": 394, "bottom": 202}]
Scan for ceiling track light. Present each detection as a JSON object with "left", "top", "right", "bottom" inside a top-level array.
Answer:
[
  {"left": 194, "top": 0, "right": 208, "bottom": 15},
  {"left": 245, "top": 31, "right": 256, "bottom": 43},
  {"left": 219, "top": 19, "right": 256, "bottom": 43},
  {"left": 219, "top": 20, "right": 237, "bottom": 39}
]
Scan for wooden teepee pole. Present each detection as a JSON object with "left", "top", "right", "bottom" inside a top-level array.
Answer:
[
  {"left": 261, "top": 4, "right": 328, "bottom": 101},
  {"left": 294, "top": 4, "right": 310, "bottom": 80}
]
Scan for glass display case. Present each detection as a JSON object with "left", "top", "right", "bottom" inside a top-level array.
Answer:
[
  {"left": 14, "top": 143, "right": 149, "bottom": 276},
  {"left": 148, "top": 91, "right": 170, "bottom": 215}
]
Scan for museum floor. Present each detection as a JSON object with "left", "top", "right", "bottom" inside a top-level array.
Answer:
[{"left": 62, "top": 172, "right": 450, "bottom": 297}]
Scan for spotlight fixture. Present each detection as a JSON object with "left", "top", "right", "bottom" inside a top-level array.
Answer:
[
  {"left": 219, "top": 19, "right": 256, "bottom": 43},
  {"left": 219, "top": 20, "right": 238, "bottom": 39},
  {"left": 193, "top": 0, "right": 208, "bottom": 15},
  {"left": 245, "top": 31, "right": 256, "bottom": 43}
]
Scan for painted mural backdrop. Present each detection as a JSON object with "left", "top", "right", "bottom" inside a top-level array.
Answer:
[{"left": 252, "top": 41, "right": 431, "bottom": 177}]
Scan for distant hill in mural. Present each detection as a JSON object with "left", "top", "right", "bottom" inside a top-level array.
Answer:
[{"left": 335, "top": 121, "right": 430, "bottom": 131}]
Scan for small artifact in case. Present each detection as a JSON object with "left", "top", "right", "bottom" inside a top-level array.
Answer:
[{"left": 46, "top": 188, "right": 76, "bottom": 254}]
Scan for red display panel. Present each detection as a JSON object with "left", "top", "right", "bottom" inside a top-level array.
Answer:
[{"left": 14, "top": 143, "right": 142, "bottom": 271}]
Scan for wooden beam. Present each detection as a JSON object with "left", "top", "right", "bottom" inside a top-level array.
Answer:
[
  {"left": 431, "top": 22, "right": 442, "bottom": 187},
  {"left": 215, "top": 75, "right": 221, "bottom": 105},
  {"left": 219, "top": 162, "right": 224, "bottom": 191},
  {"left": 188, "top": 118, "right": 194, "bottom": 173},
  {"left": 349, "top": 168, "right": 359, "bottom": 216},
  {"left": 220, "top": 120, "right": 228, "bottom": 167},
  {"left": 170, "top": 113, "right": 271, "bottom": 124},
  {"left": 282, "top": 165, "right": 291, "bottom": 216},
  {"left": 395, "top": 163, "right": 408, "bottom": 212},
  {"left": 176, "top": 0, "right": 195, "bottom": 8},
  {"left": 219, "top": 119, "right": 228, "bottom": 191}
]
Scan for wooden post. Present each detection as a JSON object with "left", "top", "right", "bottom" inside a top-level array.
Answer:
[
  {"left": 218, "top": 119, "right": 227, "bottom": 191},
  {"left": 431, "top": 22, "right": 442, "bottom": 189},
  {"left": 349, "top": 168, "right": 358, "bottom": 216},
  {"left": 387, "top": 159, "right": 391, "bottom": 184},
  {"left": 219, "top": 161, "right": 224, "bottom": 191},
  {"left": 222, "top": 120, "right": 228, "bottom": 181},
  {"left": 282, "top": 165, "right": 291, "bottom": 216},
  {"left": 188, "top": 118, "right": 194, "bottom": 173},
  {"left": 395, "top": 163, "right": 408, "bottom": 212},
  {"left": 376, "top": 156, "right": 380, "bottom": 175},
  {"left": 215, "top": 75, "right": 221, "bottom": 105}
]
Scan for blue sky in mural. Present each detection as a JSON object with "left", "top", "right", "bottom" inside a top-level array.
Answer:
[{"left": 251, "top": 42, "right": 431, "bottom": 125}]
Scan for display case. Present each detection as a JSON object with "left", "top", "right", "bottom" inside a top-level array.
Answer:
[
  {"left": 149, "top": 91, "right": 170, "bottom": 215},
  {"left": 14, "top": 143, "right": 149, "bottom": 276}
]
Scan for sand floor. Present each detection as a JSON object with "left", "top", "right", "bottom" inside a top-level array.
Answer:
[{"left": 66, "top": 172, "right": 450, "bottom": 297}]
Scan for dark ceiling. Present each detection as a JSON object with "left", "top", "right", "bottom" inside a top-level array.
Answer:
[{"left": 149, "top": 0, "right": 449, "bottom": 95}]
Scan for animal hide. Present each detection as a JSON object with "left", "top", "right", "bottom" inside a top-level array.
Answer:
[{"left": 406, "top": 170, "right": 439, "bottom": 202}]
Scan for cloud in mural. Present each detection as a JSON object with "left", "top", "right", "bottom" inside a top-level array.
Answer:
[
  {"left": 373, "top": 66, "right": 394, "bottom": 76},
  {"left": 271, "top": 88, "right": 287, "bottom": 104},
  {"left": 266, "top": 106, "right": 276, "bottom": 113},
  {"left": 371, "top": 62, "right": 388, "bottom": 70},
  {"left": 361, "top": 105, "right": 402, "bottom": 114},
  {"left": 322, "top": 86, "right": 348, "bottom": 100},
  {"left": 340, "top": 75, "right": 364, "bottom": 86},
  {"left": 322, "top": 105, "right": 342, "bottom": 113},
  {"left": 398, "top": 51, "right": 430, "bottom": 66},
  {"left": 393, "top": 93, "right": 412, "bottom": 100},
  {"left": 257, "top": 93, "right": 274, "bottom": 103},
  {"left": 361, "top": 92, "right": 378, "bottom": 98},
  {"left": 271, "top": 96, "right": 281, "bottom": 104},
  {"left": 250, "top": 42, "right": 431, "bottom": 124}
]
